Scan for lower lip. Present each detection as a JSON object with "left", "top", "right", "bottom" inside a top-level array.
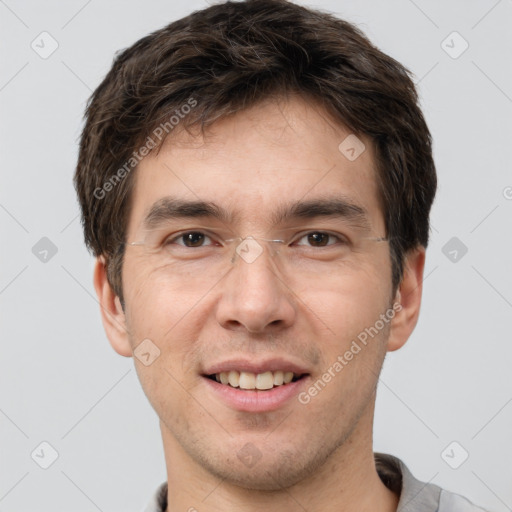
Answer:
[{"left": 202, "top": 376, "right": 309, "bottom": 412}]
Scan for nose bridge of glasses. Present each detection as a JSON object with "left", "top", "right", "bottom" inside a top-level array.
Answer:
[{"left": 227, "top": 236, "right": 285, "bottom": 265}]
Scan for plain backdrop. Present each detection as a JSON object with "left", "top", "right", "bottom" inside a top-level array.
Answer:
[{"left": 1, "top": 0, "right": 511, "bottom": 511}]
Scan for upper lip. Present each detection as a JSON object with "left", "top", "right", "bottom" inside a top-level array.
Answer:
[{"left": 203, "top": 357, "right": 310, "bottom": 376}]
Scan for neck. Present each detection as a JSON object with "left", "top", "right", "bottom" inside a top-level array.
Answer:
[{"left": 160, "top": 401, "right": 399, "bottom": 512}]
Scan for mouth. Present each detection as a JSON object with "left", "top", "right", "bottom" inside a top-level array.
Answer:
[
  {"left": 205, "top": 370, "right": 307, "bottom": 390},
  {"left": 201, "top": 358, "right": 311, "bottom": 411}
]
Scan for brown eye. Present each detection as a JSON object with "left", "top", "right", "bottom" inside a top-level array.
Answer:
[
  {"left": 307, "top": 232, "right": 330, "bottom": 247},
  {"left": 181, "top": 232, "right": 207, "bottom": 247},
  {"left": 165, "top": 231, "right": 213, "bottom": 248},
  {"left": 296, "top": 232, "right": 342, "bottom": 247}
]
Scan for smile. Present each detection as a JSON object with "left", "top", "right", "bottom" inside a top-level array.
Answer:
[{"left": 207, "top": 370, "right": 304, "bottom": 390}]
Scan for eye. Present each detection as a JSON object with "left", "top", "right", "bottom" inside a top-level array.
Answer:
[
  {"left": 294, "top": 231, "right": 346, "bottom": 248},
  {"left": 165, "top": 231, "right": 215, "bottom": 248}
]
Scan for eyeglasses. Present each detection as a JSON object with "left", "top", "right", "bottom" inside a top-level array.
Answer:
[{"left": 125, "top": 225, "right": 389, "bottom": 286}]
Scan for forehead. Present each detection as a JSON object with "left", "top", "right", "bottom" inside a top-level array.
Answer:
[{"left": 127, "top": 95, "right": 383, "bottom": 235}]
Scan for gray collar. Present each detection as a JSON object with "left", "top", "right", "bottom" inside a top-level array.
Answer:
[{"left": 375, "top": 452, "right": 441, "bottom": 511}]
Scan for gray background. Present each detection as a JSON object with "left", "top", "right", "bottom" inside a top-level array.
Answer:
[{"left": 1, "top": 0, "right": 511, "bottom": 510}]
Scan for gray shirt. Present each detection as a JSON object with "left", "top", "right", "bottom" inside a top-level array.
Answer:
[{"left": 142, "top": 452, "right": 488, "bottom": 512}]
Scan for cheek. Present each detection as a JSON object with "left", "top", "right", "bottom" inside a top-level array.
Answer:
[
  {"left": 123, "top": 268, "right": 206, "bottom": 388},
  {"left": 299, "top": 262, "right": 392, "bottom": 395},
  {"left": 133, "top": 358, "right": 195, "bottom": 435},
  {"left": 124, "top": 264, "right": 203, "bottom": 335},
  {"left": 302, "top": 263, "right": 390, "bottom": 332},
  {"left": 124, "top": 281, "right": 202, "bottom": 419}
]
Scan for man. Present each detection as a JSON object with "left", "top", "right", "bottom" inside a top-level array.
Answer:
[{"left": 74, "top": 0, "right": 488, "bottom": 510}]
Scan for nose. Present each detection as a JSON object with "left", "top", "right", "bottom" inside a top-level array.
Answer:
[{"left": 215, "top": 240, "right": 296, "bottom": 334}]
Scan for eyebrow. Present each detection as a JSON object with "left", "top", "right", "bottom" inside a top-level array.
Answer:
[
  {"left": 142, "top": 196, "right": 371, "bottom": 231},
  {"left": 142, "top": 198, "right": 231, "bottom": 230},
  {"left": 272, "top": 197, "right": 371, "bottom": 230}
]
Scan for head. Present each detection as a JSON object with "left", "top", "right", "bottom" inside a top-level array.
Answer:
[{"left": 75, "top": 0, "right": 436, "bottom": 492}]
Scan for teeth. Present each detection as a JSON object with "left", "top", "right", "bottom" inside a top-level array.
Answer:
[
  {"left": 239, "top": 371, "right": 256, "bottom": 389},
  {"left": 273, "top": 370, "right": 284, "bottom": 386},
  {"left": 255, "top": 371, "right": 274, "bottom": 390},
  {"left": 283, "top": 371, "right": 294, "bottom": 384},
  {"left": 228, "top": 370, "right": 239, "bottom": 388},
  {"left": 214, "top": 370, "right": 300, "bottom": 390}
]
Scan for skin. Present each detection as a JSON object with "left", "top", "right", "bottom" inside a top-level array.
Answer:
[{"left": 94, "top": 94, "right": 425, "bottom": 512}]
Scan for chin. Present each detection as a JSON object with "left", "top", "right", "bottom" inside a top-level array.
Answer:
[
  {"left": 195, "top": 442, "right": 334, "bottom": 492},
  {"left": 206, "top": 460, "right": 306, "bottom": 491}
]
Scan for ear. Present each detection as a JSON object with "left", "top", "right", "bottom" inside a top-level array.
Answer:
[
  {"left": 93, "top": 256, "right": 132, "bottom": 357},
  {"left": 387, "top": 247, "right": 426, "bottom": 352}
]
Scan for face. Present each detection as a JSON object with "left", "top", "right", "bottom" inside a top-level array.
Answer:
[{"left": 117, "top": 95, "right": 399, "bottom": 490}]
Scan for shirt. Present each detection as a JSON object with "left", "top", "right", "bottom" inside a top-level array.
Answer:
[{"left": 142, "top": 452, "right": 488, "bottom": 512}]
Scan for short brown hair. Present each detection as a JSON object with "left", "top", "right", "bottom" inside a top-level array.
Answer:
[{"left": 74, "top": 0, "right": 436, "bottom": 305}]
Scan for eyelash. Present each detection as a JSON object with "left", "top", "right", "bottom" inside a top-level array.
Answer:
[{"left": 163, "top": 231, "right": 349, "bottom": 248}]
